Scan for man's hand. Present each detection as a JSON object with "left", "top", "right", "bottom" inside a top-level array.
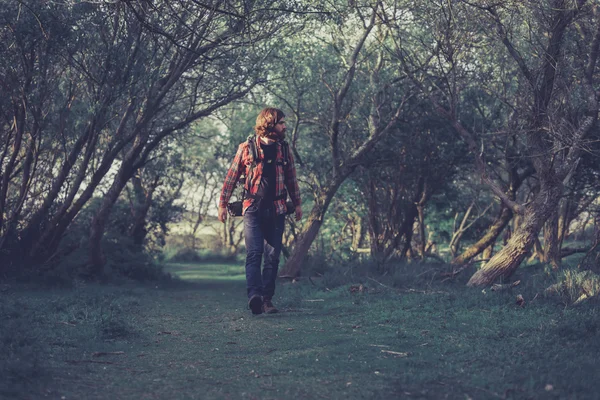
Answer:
[
  {"left": 295, "top": 205, "right": 302, "bottom": 221},
  {"left": 218, "top": 206, "right": 228, "bottom": 223}
]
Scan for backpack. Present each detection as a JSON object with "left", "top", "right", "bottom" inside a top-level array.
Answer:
[
  {"left": 245, "top": 134, "right": 289, "bottom": 169},
  {"left": 226, "top": 135, "right": 293, "bottom": 217}
]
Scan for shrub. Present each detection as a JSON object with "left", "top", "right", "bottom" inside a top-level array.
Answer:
[{"left": 45, "top": 198, "right": 173, "bottom": 283}]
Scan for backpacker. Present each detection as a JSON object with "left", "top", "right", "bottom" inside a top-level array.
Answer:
[{"left": 226, "top": 135, "right": 294, "bottom": 216}]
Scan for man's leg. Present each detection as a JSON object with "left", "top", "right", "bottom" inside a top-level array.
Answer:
[
  {"left": 262, "top": 213, "right": 285, "bottom": 311},
  {"left": 244, "top": 206, "right": 264, "bottom": 314}
]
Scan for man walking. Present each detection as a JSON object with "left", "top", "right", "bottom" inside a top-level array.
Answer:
[{"left": 218, "top": 108, "right": 302, "bottom": 315}]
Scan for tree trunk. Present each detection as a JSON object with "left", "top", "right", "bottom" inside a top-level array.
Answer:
[
  {"left": 467, "top": 184, "right": 561, "bottom": 286},
  {"left": 452, "top": 206, "right": 512, "bottom": 265},
  {"left": 417, "top": 203, "right": 426, "bottom": 260},
  {"left": 227, "top": 217, "right": 237, "bottom": 254},
  {"left": 366, "top": 176, "right": 385, "bottom": 263},
  {"left": 399, "top": 202, "right": 419, "bottom": 260},
  {"left": 528, "top": 236, "right": 544, "bottom": 263},
  {"left": 350, "top": 213, "right": 364, "bottom": 253},
  {"left": 27, "top": 134, "right": 126, "bottom": 264},
  {"left": 557, "top": 196, "right": 572, "bottom": 248},
  {"left": 279, "top": 177, "right": 344, "bottom": 277},
  {"left": 449, "top": 203, "right": 475, "bottom": 258},
  {"left": 578, "top": 215, "right": 590, "bottom": 241},
  {"left": 544, "top": 210, "right": 561, "bottom": 269},
  {"left": 280, "top": 213, "right": 324, "bottom": 277},
  {"left": 87, "top": 158, "right": 137, "bottom": 277},
  {"left": 128, "top": 173, "right": 158, "bottom": 248},
  {"left": 482, "top": 244, "right": 494, "bottom": 260}
]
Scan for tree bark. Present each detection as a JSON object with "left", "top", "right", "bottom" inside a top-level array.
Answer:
[
  {"left": 543, "top": 210, "right": 561, "bottom": 269},
  {"left": 528, "top": 236, "right": 544, "bottom": 263},
  {"left": 87, "top": 148, "right": 139, "bottom": 277},
  {"left": 417, "top": 203, "right": 426, "bottom": 260},
  {"left": 279, "top": 177, "right": 344, "bottom": 277},
  {"left": 467, "top": 184, "right": 561, "bottom": 286},
  {"left": 128, "top": 173, "right": 158, "bottom": 248},
  {"left": 399, "top": 204, "right": 418, "bottom": 261},
  {"left": 482, "top": 244, "right": 494, "bottom": 260},
  {"left": 350, "top": 213, "right": 364, "bottom": 253},
  {"left": 367, "top": 176, "right": 385, "bottom": 262}
]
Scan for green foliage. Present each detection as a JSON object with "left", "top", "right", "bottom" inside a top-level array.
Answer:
[{"left": 50, "top": 198, "right": 174, "bottom": 283}]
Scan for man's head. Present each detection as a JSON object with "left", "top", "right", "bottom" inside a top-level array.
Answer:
[{"left": 254, "top": 107, "right": 286, "bottom": 140}]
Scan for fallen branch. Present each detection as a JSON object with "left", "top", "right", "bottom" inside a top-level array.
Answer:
[
  {"left": 57, "top": 321, "right": 77, "bottom": 326},
  {"left": 490, "top": 280, "right": 521, "bottom": 292},
  {"left": 367, "top": 277, "right": 394, "bottom": 290},
  {"left": 560, "top": 246, "right": 589, "bottom": 258},
  {"left": 381, "top": 350, "right": 408, "bottom": 357}
]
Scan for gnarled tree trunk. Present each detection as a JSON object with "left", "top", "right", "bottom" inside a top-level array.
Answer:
[
  {"left": 279, "top": 178, "right": 344, "bottom": 277},
  {"left": 543, "top": 211, "right": 561, "bottom": 269},
  {"left": 467, "top": 184, "right": 561, "bottom": 286},
  {"left": 88, "top": 156, "right": 138, "bottom": 277},
  {"left": 128, "top": 173, "right": 159, "bottom": 248}
]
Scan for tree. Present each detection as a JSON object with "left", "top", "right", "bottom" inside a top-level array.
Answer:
[
  {"left": 0, "top": 1, "right": 309, "bottom": 277},
  {"left": 269, "top": 1, "right": 410, "bottom": 277},
  {"left": 387, "top": 0, "right": 600, "bottom": 285}
]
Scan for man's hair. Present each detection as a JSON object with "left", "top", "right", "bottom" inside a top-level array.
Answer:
[{"left": 254, "top": 107, "right": 285, "bottom": 138}]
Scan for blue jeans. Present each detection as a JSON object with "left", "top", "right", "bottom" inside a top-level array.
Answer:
[{"left": 243, "top": 203, "right": 285, "bottom": 300}]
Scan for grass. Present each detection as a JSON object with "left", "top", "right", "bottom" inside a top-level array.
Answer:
[{"left": 1, "top": 262, "right": 599, "bottom": 399}]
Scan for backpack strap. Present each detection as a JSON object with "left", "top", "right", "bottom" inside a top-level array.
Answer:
[
  {"left": 247, "top": 134, "right": 258, "bottom": 165},
  {"left": 242, "top": 135, "right": 258, "bottom": 200},
  {"left": 279, "top": 140, "right": 289, "bottom": 166}
]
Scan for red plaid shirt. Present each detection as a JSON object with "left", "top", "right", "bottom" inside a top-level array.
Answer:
[{"left": 219, "top": 136, "right": 301, "bottom": 215}]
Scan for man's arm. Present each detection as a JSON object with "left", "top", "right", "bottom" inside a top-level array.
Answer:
[
  {"left": 218, "top": 143, "right": 245, "bottom": 223},
  {"left": 284, "top": 146, "right": 302, "bottom": 221}
]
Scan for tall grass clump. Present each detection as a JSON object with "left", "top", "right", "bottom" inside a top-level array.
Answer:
[{"left": 546, "top": 269, "right": 600, "bottom": 305}]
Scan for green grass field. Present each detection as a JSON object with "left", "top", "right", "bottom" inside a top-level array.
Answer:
[{"left": 1, "top": 262, "right": 599, "bottom": 399}]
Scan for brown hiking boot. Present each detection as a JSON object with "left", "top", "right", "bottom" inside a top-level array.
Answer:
[
  {"left": 262, "top": 298, "right": 278, "bottom": 314},
  {"left": 248, "top": 294, "right": 263, "bottom": 315}
]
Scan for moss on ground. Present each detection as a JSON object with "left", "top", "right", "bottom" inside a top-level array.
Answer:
[{"left": 1, "top": 262, "right": 599, "bottom": 399}]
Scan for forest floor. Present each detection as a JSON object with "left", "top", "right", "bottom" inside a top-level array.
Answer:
[{"left": 1, "top": 262, "right": 600, "bottom": 400}]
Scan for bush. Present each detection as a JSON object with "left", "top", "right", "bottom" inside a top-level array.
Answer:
[{"left": 44, "top": 198, "right": 174, "bottom": 283}]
